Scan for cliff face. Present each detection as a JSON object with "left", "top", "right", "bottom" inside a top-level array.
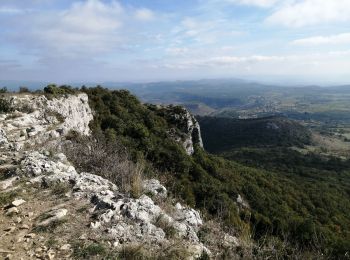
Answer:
[
  {"left": 0, "top": 93, "right": 92, "bottom": 151},
  {"left": 154, "top": 105, "right": 204, "bottom": 155},
  {"left": 0, "top": 93, "right": 236, "bottom": 259},
  {"left": 179, "top": 108, "right": 204, "bottom": 155}
]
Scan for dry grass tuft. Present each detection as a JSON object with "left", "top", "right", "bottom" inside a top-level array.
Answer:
[{"left": 62, "top": 133, "right": 146, "bottom": 196}]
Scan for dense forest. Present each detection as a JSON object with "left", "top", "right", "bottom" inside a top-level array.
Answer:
[
  {"left": 197, "top": 116, "right": 312, "bottom": 152},
  {"left": 37, "top": 86, "right": 350, "bottom": 258}
]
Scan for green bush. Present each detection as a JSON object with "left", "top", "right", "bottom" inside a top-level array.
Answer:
[
  {"left": 73, "top": 242, "right": 107, "bottom": 259},
  {"left": 0, "top": 96, "right": 13, "bottom": 113},
  {"left": 44, "top": 84, "right": 79, "bottom": 97},
  {"left": 19, "top": 86, "right": 30, "bottom": 93},
  {"left": 80, "top": 86, "right": 350, "bottom": 258},
  {"left": 0, "top": 190, "right": 19, "bottom": 206}
]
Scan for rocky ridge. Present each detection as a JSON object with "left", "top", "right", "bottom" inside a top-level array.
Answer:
[
  {"left": 0, "top": 93, "right": 92, "bottom": 151},
  {"left": 156, "top": 105, "right": 203, "bottom": 155},
  {"left": 0, "top": 93, "right": 239, "bottom": 259}
]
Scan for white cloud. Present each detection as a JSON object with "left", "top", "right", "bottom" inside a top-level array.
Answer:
[
  {"left": 161, "top": 54, "right": 291, "bottom": 69},
  {"left": 60, "top": 0, "right": 123, "bottom": 33},
  {"left": 166, "top": 47, "right": 189, "bottom": 56},
  {"left": 180, "top": 17, "right": 202, "bottom": 37},
  {"left": 267, "top": 0, "right": 350, "bottom": 27},
  {"left": 134, "top": 8, "right": 154, "bottom": 21},
  {"left": 292, "top": 33, "right": 350, "bottom": 46},
  {"left": 3, "top": 0, "right": 350, "bottom": 82},
  {"left": 151, "top": 51, "right": 350, "bottom": 80},
  {"left": 9, "top": 0, "right": 130, "bottom": 56},
  {"left": 0, "top": 7, "right": 25, "bottom": 14},
  {"left": 328, "top": 50, "right": 350, "bottom": 56},
  {"left": 173, "top": 17, "right": 238, "bottom": 45},
  {"left": 0, "top": 59, "right": 20, "bottom": 69},
  {"left": 209, "top": 55, "right": 288, "bottom": 64},
  {"left": 8, "top": 0, "right": 164, "bottom": 58},
  {"left": 223, "top": 0, "right": 279, "bottom": 8}
]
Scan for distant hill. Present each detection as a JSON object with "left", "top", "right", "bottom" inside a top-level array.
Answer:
[
  {"left": 198, "top": 116, "right": 312, "bottom": 153},
  {"left": 183, "top": 103, "right": 216, "bottom": 116},
  {"left": 0, "top": 80, "right": 49, "bottom": 91},
  {"left": 2, "top": 85, "right": 350, "bottom": 257}
]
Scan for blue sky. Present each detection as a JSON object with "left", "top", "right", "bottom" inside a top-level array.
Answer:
[{"left": 1, "top": 0, "right": 350, "bottom": 84}]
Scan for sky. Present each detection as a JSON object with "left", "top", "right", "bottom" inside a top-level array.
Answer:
[{"left": 1, "top": 0, "right": 350, "bottom": 84}]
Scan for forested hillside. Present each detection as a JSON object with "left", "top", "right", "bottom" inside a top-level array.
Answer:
[
  {"left": 80, "top": 86, "right": 350, "bottom": 258},
  {"left": 197, "top": 116, "right": 312, "bottom": 152}
]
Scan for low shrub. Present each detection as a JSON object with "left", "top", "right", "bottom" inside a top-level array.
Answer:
[
  {"left": 63, "top": 133, "right": 144, "bottom": 195},
  {"left": 0, "top": 96, "right": 13, "bottom": 113},
  {"left": 44, "top": 84, "right": 79, "bottom": 98},
  {"left": 50, "top": 182, "right": 71, "bottom": 197},
  {"left": 33, "top": 219, "right": 67, "bottom": 233},
  {"left": 73, "top": 242, "right": 107, "bottom": 259},
  {"left": 19, "top": 87, "right": 30, "bottom": 93},
  {"left": 118, "top": 244, "right": 149, "bottom": 260},
  {"left": 0, "top": 190, "right": 19, "bottom": 206}
]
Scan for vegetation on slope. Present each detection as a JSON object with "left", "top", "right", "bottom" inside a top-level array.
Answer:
[
  {"left": 78, "top": 86, "right": 350, "bottom": 258},
  {"left": 198, "top": 116, "right": 312, "bottom": 153},
  {"left": 35, "top": 85, "right": 349, "bottom": 258}
]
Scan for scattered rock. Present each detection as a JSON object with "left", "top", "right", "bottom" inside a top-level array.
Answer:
[
  {"left": 173, "top": 203, "right": 203, "bottom": 229},
  {"left": 35, "top": 247, "right": 43, "bottom": 253},
  {"left": 0, "top": 177, "right": 19, "bottom": 190},
  {"left": 14, "top": 217, "right": 22, "bottom": 223},
  {"left": 19, "top": 224, "right": 30, "bottom": 230},
  {"left": 90, "top": 221, "right": 101, "bottom": 229},
  {"left": 5, "top": 207, "right": 19, "bottom": 216},
  {"left": 24, "top": 233, "right": 36, "bottom": 239},
  {"left": 223, "top": 234, "right": 240, "bottom": 248},
  {"left": 0, "top": 249, "right": 14, "bottom": 254},
  {"left": 60, "top": 244, "right": 71, "bottom": 251},
  {"left": 11, "top": 199, "right": 26, "bottom": 207},
  {"left": 187, "top": 244, "right": 208, "bottom": 259},
  {"left": 79, "top": 234, "right": 87, "bottom": 240},
  {"left": 25, "top": 212, "right": 34, "bottom": 218},
  {"left": 46, "top": 250, "right": 55, "bottom": 259},
  {"left": 36, "top": 209, "right": 67, "bottom": 227},
  {"left": 3, "top": 227, "right": 16, "bottom": 233},
  {"left": 142, "top": 179, "right": 167, "bottom": 198},
  {"left": 0, "top": 128, "right": 8, "bottom": 145}
]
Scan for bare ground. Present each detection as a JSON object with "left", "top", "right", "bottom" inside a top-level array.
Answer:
[{"left": 0, "top": 181, "right": 104, "bottom": 260}]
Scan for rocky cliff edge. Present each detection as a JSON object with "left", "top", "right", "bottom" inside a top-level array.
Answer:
[{"left": 0, "top": 93, "right": 239, "bottom": 259}]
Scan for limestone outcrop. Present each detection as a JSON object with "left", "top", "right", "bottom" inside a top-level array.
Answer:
[
  {"left": 18, "top": 150, "right": 208, "bottom": 255},
  {"left": 157, "top": 105, "right": 203, "bottom": 155},
  {"left": 0, "top": 93, "right": 92, "bottom": 151},
  {"left": 0, "top": 93, "right": 218, "bottom": 259}
]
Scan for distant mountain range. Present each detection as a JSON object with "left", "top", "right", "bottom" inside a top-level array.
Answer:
[{"left": 1, "top": 78, "right": 349, "bottom": 93}]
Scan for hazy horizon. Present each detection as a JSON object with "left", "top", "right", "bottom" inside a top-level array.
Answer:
[
  {"left": 1, "top": 0, "right": 350, "bottom": 84},
  {"left": 1, "top": 77, "right": 350, "bottom": 91}
]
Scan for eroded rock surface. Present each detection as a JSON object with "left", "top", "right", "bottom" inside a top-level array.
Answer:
[
  {"left": 0, "top": 93, "right": 230, "bottom": 259},
  {"left": 154, "top": 105, "right": 203, "bottom": 155},
  {"left": 18, "top": 151, "right": 207, "bottom": 254},
  {"left": 174, "top": 108, "right": 204, "bottom": 155},
  {"left": 0, "top": 93, "right": 92, "bottom": 151},
  {"left": 36, "top": 208, "right": 68, "bottom": 227},
  {"left": 142, "top": 179, "right": 167, "bottom": 198}
]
